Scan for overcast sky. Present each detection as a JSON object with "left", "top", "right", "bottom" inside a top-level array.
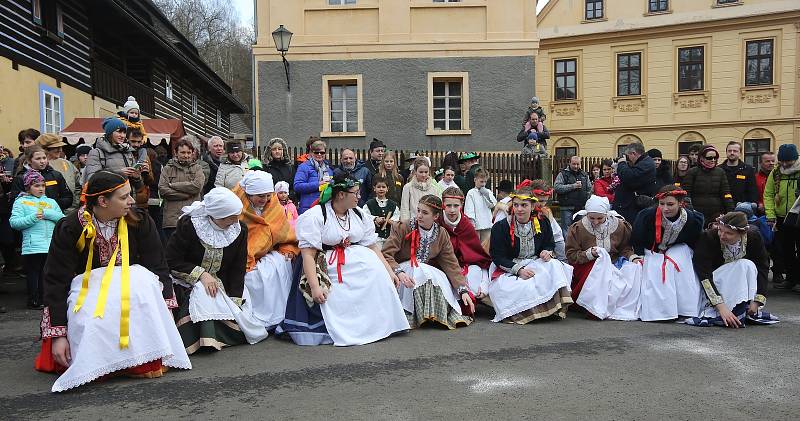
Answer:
[{"left": 231, "top": 0, "right": 549, "bottom": 26}]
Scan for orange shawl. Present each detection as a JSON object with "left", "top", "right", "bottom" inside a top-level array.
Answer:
[{"left": 233, "top": 185, "right": 300, "bottom": 272}]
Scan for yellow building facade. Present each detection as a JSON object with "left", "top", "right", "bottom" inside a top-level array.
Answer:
[
  {"left": 0, "top": 56, "right": 118, "bottom": 151},
  {"left": 536, "top": 0, "right": 800, "bottom": 164}
]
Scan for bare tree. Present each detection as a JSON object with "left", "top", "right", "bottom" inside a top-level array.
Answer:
[{"left": 154, "top": 0, "right": 254, "bottom": 112}]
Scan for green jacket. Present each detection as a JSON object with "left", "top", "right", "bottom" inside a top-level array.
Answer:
[{"left": 764, "top": 161, "right": 800, "bottom": 220}]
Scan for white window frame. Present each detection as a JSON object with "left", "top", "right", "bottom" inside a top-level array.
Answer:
[
  {"left": 427, "top": 72, "right": 470, "bottom": 136},
  {"left": 216, "top": 109, "right": 222, "bottom": 128},
  {"left": 165, "top": 76, "right": 174, "bottom": 101},
  {"left": 39, "top": 83, "right": 63, "bottom": 133},
  {"left": 433, "top": 0, "right": 462, "bottom": 3},
  {"left": 321, "top": 75, "right": 365, "bottom": 138},
  {"left": 328, "top": 0, "right": 356, "bottom": 5},
  {"left": 191, "top": 94, "right": 198, "bottom": 116}
]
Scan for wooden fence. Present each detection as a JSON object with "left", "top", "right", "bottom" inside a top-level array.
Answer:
[{"left": 275, "top": 146, "right": 545, "bottom": 188}]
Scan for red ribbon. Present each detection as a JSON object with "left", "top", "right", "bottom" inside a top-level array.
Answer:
[
  {"left": 327, "top": 240, "right": 349, "bottom": 283},
  {"left": 405, "top": 229, "right": 420, "bottom": 268},
  {"left": 660, "top": 253, "right": 680, "bottom": 284}
]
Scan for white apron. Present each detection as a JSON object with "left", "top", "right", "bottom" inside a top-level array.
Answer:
[
  {"left": 243, "top": 251, "right": 294, "bottom": 329},
  {"left": 321, "top": 245, "right": 410, "bottom": 346},
  {"left": 488, "top": 258, "right": 572, "bottom": 322},
  {"left": 465, "top": 265, "right": 490, "bottom": 296},
  {"left": 697, "top": 259, "right": 757, "bottom": 318},
  {"left": 53, "top": 265, "right": 191, "bottom": 393},
  {"left": 396, "top": 261, "right": 461, "bottom": 315},
  {"left": 186, "top": 280, "right": 269, "bottom": 345},
  {"left": 639, "top": 244, "right": 701, "bottom": 321},
  {"left": 576, "top": 248, "right": 642, "bottom": 321}
]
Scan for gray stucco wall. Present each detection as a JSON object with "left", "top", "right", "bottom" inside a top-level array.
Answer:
[{"left": 258, "top": 56, "right": 534, "bottom": 151}]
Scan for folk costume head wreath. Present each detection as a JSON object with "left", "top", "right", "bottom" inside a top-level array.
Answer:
[
  {"left": 318, "top": 175, "right": 360, "bottom": 205},
  {"left": 716, "top": 211, "right": 749, "bottom": 232},
  {"left": 508, "top": 180, "right": 542, "bottom": 247}
]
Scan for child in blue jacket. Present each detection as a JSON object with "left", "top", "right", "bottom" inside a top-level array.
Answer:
[{"left": 9, "top": 171, "right": 64, "bottom": 309}]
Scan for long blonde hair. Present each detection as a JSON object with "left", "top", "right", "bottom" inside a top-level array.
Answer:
[{"left": 379, "top": 150, "right": 401, "bottom": 180}]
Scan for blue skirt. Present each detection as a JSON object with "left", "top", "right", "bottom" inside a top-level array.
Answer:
[{"left": 274, "top": 258, "right": 334, "bottom": 345}]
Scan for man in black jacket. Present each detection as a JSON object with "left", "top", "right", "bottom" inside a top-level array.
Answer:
[
  {"left": 553, "top": 155, "right": 591, "bottom": 230},
  {"left": 719, "top": 141, "right": 758, "bottom": 205},
  {"left": 613, "top": 142, "right": 658, "bottom": 224},
  {"left": 365, "top": 138, "right": 385, "bottom": 175}
]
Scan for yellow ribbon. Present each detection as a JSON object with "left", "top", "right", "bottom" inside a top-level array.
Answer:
[
  {"left": 73, "top": 211, "right": 131, "bottom": 349},
  {"left": 533, "top": 217, "right": 541, "bottom": 235}
]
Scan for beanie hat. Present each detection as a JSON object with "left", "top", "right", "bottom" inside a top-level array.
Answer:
[
  {"left": 646, "top": 149, "right": 663, "bottom": 159},
  {"left": 23, "top": 170, "right": 44, "bottom": 187},
  {"left": 123, "top": 96, "right": 140, "bottom": 114},
  {"left": 75, "top": 144, "right": 92, "bottom": 157},
  {"left": 226, "top": 142, "right": 243, "bottom": 153},
  {"left": 777, "top": 144, "right": 799, "bottom": 162},
  {"left": 102, "top": 117, "right": 127, "bottom": 137},
  {"left": 734, "top": 202, "right": 756, "bottom": 219},
  {"left": 369, "top": 138, "right": 385, "bottom": 151}
]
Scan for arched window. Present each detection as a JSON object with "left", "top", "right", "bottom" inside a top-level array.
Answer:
[
  {"left": 742, "top": 128, "right": 774, "bottom": 167},
  {"left": 614, "top": 134, "right": 642, "bottom": 157},
  {"left": 553, "top": 137, "right": 579, "bottom": 158},
  {"left": 677, "top": 131, "right": 705, "bottom": 157}
]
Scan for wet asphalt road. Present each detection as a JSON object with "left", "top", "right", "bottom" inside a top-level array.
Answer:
[{"left": 1, "top": 271, "right": 798, "bottom": 420}]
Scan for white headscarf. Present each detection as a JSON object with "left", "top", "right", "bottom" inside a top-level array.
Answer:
[
  {"left": 573, "top": 195, "right": 621, "bottom": 220},
  {"left": 181, "top": 187, "right": 243, "bottom": 248},
  {"left": 274, "top": 181, "right": 290, "bottom": 193},
  {"left": 182, "top": 187, "right": 243, "bottom": 219},
  {"left": 240, "top": 171, "right": 274, "bottom": 195}
]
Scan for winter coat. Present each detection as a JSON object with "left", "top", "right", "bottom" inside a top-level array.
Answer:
[
  {"left": 380, "top": 172, "right": 404, "bottom": 204},
  {"left": 719, "top": 161, "right": 758, "bottom": 204},
  {"left": 399, "top": 179, "right": 443, "bottom": 222},
  {"left": 9, "top": 194, "right": 63, "bottom": 254},
  {"left": 755, "top": 169, "right": 769, "bottom": 206},
  {"left": 158, "top": 160, "right": 204, "bottom": 228},
  {"left": 202, "top": 155, "right": 221, "bottom": 195},
  {"left": 464, "top": 187, "right": 497, "bottom": 230},
  {"left": 612, "top": 155, "right": 658, "bottom": 223},
  {"left": 83, "top": 138, "right": 142, "bottom": 190},
  {"left": 265, "top": 138, "right": 295, "bottom": 191},
  {"left": 553, "top": 167, "right": 591, "bottom": 209},
  {"left": 214, "top": 158, "right": 246, "bottom": 190},
  {"left": 682, "top": 166, "right": 735, "bottom": 224},
  {"left": 9, "top": 165, "right": 73, "bottom": 211},
  {"left": 764, "top": 160, "right": 800, "bottom": 219},
  {"left": 336, "top": 160, "right": 372, "bottom": 206},
  {"left": 294, "top": 159, "right": 334, "bottom": 214},
  {"left": 592, "top": 175, "right": 615, "bottom": 203}
]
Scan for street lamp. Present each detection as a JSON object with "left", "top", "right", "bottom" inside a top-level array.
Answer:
[{"left": 272, "top": 25, "right": 293, "bottom": 91}]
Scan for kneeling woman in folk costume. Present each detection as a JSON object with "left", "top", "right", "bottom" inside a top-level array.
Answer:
[
  {"left": 488, "top": 183, "right": 573, "bottom": 323},
  {"left": 287, "top": 173, "right": 409, "bottom": 346},
  {"left": 233, "top": 171, "right": 299, "bottom": 330},
  {"left": 35, "top": 171, "right": 190, "bottom": 393},
  {"left": 167, "top": 187, "right": 268, "bottom": 354},
  {"left": 687, "top": 211, "right": 779, "bottom": 327},
  {"left": 439, "top": 187, "right": 492, "bottom": 301},
  {"left": 566, "top": 195, "right": 642, "bottom": 320},
  {"left": 383, "top": 194, "right": 476, "bottom": 328},
  {"left": 528, "top": 179, "right": 568, "bottom": 262},
  {"left": 632, "top": 185, "right": 704, "bottom": 321}
]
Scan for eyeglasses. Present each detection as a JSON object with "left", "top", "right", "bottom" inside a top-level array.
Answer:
[
  {"left": 704, "top": 155, "right": 718, "bottom": 160},
  {"left": 312, "top": 150, "right": 326, "bottom": 155},
  {"left": 114, "top": 128, "right": 126, "bottom": 133},
  {"left": 345, "top": 190, "right": 361, "bottom": 197}
]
